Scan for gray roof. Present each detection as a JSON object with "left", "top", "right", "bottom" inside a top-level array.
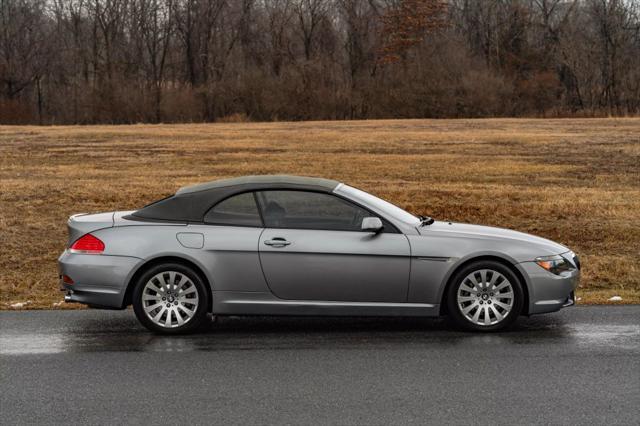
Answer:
[{"left": 176, "top": 175, "right": 340, "bottom": 195}]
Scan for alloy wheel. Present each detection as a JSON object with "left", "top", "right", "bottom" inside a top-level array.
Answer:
[
  {"left": 456, "top": 269, "right": 514, "bottom": 326},
  {"left": 141, "top": 271, "right": 200, "bottom": 328}
]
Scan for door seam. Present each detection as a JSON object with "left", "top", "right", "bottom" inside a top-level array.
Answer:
[
  {"left": 405, "top": 234, "right": 412, "bottom": 302},
  {"left": 256, "top": 227, "right": 279, "bottom": 296}
]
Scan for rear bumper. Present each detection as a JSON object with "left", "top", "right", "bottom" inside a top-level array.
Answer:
[
  {"left": 519, "top": 261, "right": 580, "bottom": 315},
  {"left": 58, "top": 250, "right": 140, "bottom": 309}
]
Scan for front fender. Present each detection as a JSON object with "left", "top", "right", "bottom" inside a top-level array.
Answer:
[
  {"left": 407, "top": 233, "right": 533, "bottom": 307},
  {"left": 434, "top": 250, "right": 522, "bottom": 302}
]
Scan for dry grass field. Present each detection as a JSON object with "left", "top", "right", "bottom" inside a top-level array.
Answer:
[{"left": 1, "top": 118, "right": 639, "bottom": 309}]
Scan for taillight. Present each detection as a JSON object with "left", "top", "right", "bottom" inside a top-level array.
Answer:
[{"left": 69, "top": 234, "right": 105, "bottom": 254}]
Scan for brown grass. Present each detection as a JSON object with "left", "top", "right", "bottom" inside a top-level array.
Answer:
[{"left": 1, "top": 118, "right": 639, "bottom": 309}]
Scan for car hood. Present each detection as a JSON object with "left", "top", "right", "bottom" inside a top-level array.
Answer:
[{"left": 417, "top": 221, "right": 569, "bottom": 256}]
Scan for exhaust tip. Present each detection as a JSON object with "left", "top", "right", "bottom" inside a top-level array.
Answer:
[{"left": 64, "top": 294, "right": 73, "bottom": 303}]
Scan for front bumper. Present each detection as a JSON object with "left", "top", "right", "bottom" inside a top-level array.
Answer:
[
  {"left": 519, "top": 261, "right": 580, "bottom": 315},
  {"left": 58, "top": 250, "right": 140, "bottom": 309}
]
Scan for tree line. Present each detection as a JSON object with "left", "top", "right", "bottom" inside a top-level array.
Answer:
[{"left": 1, "top": 0, "right": 639, "bottom": 124}]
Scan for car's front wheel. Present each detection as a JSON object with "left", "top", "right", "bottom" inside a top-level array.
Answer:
[
  {"left": 446, "top": 261, "right": 524, "bottom": 331},
  {"left": 132, "top": 263, "right": 209, "bottom": 334}
]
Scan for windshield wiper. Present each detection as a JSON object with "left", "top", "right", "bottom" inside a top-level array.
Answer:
[{"left": 418, "top": 215, "right": 435, "bottom": 226}]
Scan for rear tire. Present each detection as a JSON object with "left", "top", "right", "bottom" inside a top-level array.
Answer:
[
  {"left": 132, "top": 263, "right": 209, "bottom": 334},
  {"left": 446, "top": 260, "right": 524, "bottom": 332}
]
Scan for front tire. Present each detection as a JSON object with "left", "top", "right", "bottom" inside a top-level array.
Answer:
[
  {"left": 132, "top": 263, "right": 209, "bottom": 334},
  {"left": 446, "top": 261, "right": 524, "bottom": 331}
]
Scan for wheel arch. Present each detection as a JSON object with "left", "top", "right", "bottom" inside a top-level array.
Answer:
[
  {"left": 439, "top": 255, "right": 530, "bottom": 316},
  {"left": 122, "top": 255, "right": 213, "bottom": 312}
]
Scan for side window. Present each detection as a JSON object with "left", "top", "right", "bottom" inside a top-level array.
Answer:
[
  {"left": 204, "top": 192, "right": 262, "bottom": 227},
  {"left": 256, "top": 190, "right": 374, "bottom": 231}
]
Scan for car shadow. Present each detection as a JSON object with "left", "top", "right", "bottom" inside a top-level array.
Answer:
[{"left": 51, "top": 312, "right": 577, "bottom": 353}]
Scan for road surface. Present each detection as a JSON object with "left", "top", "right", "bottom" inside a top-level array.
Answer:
[{"left": 1, "top": 306, "right": 639, "bottom": 425}]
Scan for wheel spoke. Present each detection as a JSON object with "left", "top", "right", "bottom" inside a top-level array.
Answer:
[
  {"left": 494, "top": 300, "right": 512, "bottom": 310},
  {"left": 179, "top": 298, "right": 198, "bottom": 306},
  {"left": 156, "top": 273, "right": 168, "bottom": 288},
  {"left": 147, "top": 282, "right": 164, "bottom": 295},
  {"left": 152, "top": 307, "right": 166, "bottom": 322},
  {"left": 178, "top": 304, "right": 195, "bottom": 318},
  {"left": 471, "top": 306, "right": 482, "bottom": 323},
  {"left": 143, "top": 294, "right": 162, "bottom": 302},
  {"left": 458, "top": 296, "right": 476, "bottom": 303},
  {"left": 461, "top": 282, "right": 477, "bottom": 294},
  {"left": 488, "top": 272, "right": 500, "bottom": 289},
  {"left": 497, "top": 291, "right": 513, "bottom": 300},
  {"left": 175, "top": 309, "right": 185, "bottom": 326},
  {"left": 483, "top": 306, "right": 491, "bottom": 325},
  {"left": 169, "top": 272, "right": 177, "bottom": 290},
  {"left": 145, "top": 302, "right": 163, "bottom": 313},
  {"left": 494, "top": 281, "right": 510, "bottom": 292},
  {"left": 490, "top": 305, "right": 503, "bottom": 321},
  {"left": 179, "top": 286, "right": 197, "bottom": 296},
  {"left": 165, "top": 309, "right": 173, "bottom": 327},
  {"left": 176, "top": 274, "right": 188, "bottom": 291},
  {"left": 480, "top": 270, "right": 487, "bottom": 289},
  {"left": 462, "top": 302, "right": 478, "bottom": 315},
  {"left": 468, "top": 273, "right": 480, "bottom": 290}
]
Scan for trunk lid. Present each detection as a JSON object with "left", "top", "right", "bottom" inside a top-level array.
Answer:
[{"left": 67, "top": 212, "right": 115, "bottom": 246}]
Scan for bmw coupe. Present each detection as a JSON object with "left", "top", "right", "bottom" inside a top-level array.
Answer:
[{"left": 59, "top": 175, "right": 580, "bottom": 333}]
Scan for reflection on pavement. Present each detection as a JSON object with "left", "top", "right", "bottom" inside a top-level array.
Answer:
[{"left": 2, "top": 310, "right": 638, "bottom": 355}]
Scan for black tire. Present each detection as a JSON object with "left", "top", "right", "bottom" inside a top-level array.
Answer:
[
  {"left": 132, "top": 262, "right": 209, "bottom": 334},
  {"left": 446, "top": 260, "right": 524, "bottom": 332}
]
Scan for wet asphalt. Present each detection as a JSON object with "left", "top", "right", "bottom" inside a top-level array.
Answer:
[{"left": 0, "top": 306, "right": 639, "bottom": 425}]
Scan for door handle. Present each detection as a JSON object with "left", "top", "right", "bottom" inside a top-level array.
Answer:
[{"left": 264, "top": 238, "right": 291, "bottom": 247}]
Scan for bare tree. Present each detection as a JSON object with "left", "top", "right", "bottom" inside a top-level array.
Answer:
[
  {"left": 1, "top": 0, "right": 639, "bottom": 123},
  {"left": 131, "top": 0, "right": 173, "bottom": 122},
  {"left": 0, "top": 0, "right": 53, "bottom": 122},
  {"left": 263, "top": 0, "right": 295, "bottom": 76},
  {"left": 293, "top": 0, "right": 329, "bottom": 60}
]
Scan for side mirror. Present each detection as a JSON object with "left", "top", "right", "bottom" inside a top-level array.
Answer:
[{"left": 361, "top": 217, "right": 383, "bottom": 233}]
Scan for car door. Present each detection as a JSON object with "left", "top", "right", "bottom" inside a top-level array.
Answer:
[{"left": 256, "top": 190, "right": 411, "bottom": 303}]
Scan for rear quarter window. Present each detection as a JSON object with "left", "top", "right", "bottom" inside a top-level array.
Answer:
[{"left": 204, "top": 192, "right": 262, "bottom": 227}]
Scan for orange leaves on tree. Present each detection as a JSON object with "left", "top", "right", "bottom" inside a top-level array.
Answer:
[{"left": 378, "top": 0, "right": 448, "bottom": 64}]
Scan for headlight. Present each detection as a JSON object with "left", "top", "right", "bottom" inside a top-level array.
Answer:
[{"left": 535, "top": 254, "right": 575, "bottom": 275}]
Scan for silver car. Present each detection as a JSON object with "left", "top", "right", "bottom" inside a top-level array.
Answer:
[{"left": 58, "top": 175, "right": 580, "bottom": 333}]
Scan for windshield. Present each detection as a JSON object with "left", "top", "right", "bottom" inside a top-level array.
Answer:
[{"left": 338, "top": 185, "right": 421, "bottom": 226}]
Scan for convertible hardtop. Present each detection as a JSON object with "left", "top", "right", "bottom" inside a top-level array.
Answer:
[{"left": 127, "top": 175, "right": 340, "bottom": 222}]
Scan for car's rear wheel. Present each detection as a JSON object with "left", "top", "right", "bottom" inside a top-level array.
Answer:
[
  {"left": 446, "top": 261, "right": 524, "bottom": 331},
  {"left": 132, "top": 263, "right": 208, "bottom": 334}
]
